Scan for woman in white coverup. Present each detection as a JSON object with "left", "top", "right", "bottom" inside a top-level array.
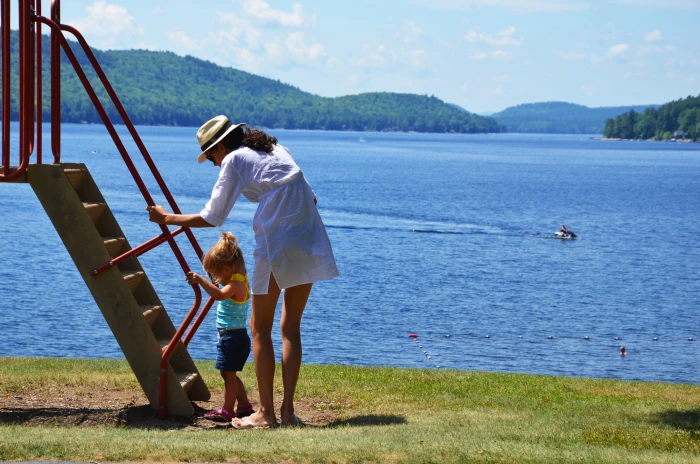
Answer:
[{"left": 147, "top": 115, "right": 339, "bottom": 428}]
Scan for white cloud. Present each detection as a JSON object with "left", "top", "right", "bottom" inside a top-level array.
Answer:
[
  {"left": 152, "top": 8, "right": 164, "bottom": 15},
  {"left": 285, "top": 32, "right": 327, "bottom": 66},
  {"left": 241, "top": 0, "right": 309, "bottom": 27},
  {"left": 71, "top": 1, "right": 143, "bottom": 39},
  {"left": 466, "top": 26, "right": 521, "bottom": 46},
  {"left": 355, "top": 44, "right": 388, "bottom": 68},
  {"left": 472, "top": 50, "right": 512, "bottom": 60},
  {"left": 493, "top": 74, "right": 511, "bottom": 82},
  {"left": 613, "top": 0, "right": 700, "bottom": 8},
  {"left": 168, "top": 30, "right": 197, "bottom": 49},
  {"left": 399, "top": 20, "right": 427, "bottom": 44},
  {"left": 581, "top": 85, "right": 596, "bottom": 96},
  {"left": 590, "top": 54, "right": 604, "bottom": 64},
  {"left": 608, "top": 44, "right": 629, "bottom": 59},
  {"left": 417, "top": 0, "right": 588, "bottom": 12},
  {"left": 637, "top": 45, "right": 676, "bottom": 57},
  {"left": 556, "top": 50, "right": 587, "bottom": 61},
  {"left": 644, "top": 30, "right": 663, "bottom": 42}
]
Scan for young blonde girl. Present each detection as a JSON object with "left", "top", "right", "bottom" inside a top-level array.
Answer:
[{"left": 186, "top": 231, "right": 254, "bottom": 422}]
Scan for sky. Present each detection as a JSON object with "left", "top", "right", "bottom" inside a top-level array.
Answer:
[{"left": 19, "top": 0, "right": 700, "bottom": 113}]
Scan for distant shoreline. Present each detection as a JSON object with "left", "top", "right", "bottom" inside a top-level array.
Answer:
[{"left": 601, "top": 137, "right": 697, "bottom": 143}]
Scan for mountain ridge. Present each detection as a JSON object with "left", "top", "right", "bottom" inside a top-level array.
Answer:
[{"left": 0, "top": 31, "right": 503, "bottom": 134}]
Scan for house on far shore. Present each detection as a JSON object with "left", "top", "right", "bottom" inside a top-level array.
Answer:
[{"left": 673, "top": 130, "right": 685, "bottom": 140}]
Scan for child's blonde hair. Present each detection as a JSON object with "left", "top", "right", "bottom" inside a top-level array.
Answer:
[{"left": 201, "top": 232, "right": 247, "bottom": 284}]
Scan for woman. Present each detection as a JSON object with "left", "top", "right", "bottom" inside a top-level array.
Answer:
[{"left": 147, "top": 115, "right": 339, "bottom": 428}]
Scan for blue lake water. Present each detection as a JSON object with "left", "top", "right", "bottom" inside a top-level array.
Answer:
[{"left": 1, "top": 123, "right": 699, "bottom": 384}]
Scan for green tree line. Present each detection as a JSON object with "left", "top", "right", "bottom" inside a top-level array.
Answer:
[
  {"left": 491, "top": 101, "right": 658, "bottom": 134},
  {"left": 603, "top": 95, "right": 700, "bottom": 141},
  {"left": 0, "top": 31, "right": 504, "bottom": 134}
]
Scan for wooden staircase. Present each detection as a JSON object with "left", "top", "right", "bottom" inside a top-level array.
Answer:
[{"left": 23, "top": 162, "right": 210, "bottom": 416}]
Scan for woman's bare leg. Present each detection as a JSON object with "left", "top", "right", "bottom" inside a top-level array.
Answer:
[
  {"left": 235, "top": 376, "right": 250, "bottom": 408},
  {"left": 280, "top": 283, "right": 312, "bottom": 425},
  {"left": 232, "top": 274, "right": 281, "bottom": 428}
]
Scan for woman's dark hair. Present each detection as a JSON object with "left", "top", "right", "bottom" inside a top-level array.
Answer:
[{"left": 221, "top": 127, "right": 278, "bottom": 153}]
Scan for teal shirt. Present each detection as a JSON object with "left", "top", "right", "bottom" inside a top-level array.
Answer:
[{"left": 216, "top": 273, "right": 250, "bottom": 330}]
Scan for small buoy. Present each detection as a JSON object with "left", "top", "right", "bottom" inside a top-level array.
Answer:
[
  {"left": 427, "top": 356, "right": 432, "bottom": 360},
  {"left": 485, "top": 335, "right": 490, "bottom": 339},
  {"left": 584, "top": 336, "right": 590, "bottom": 340},
  {"left": 547, "top": 336, "right": 553, "bottom": 340},
  {"left": 519, "top": 335, "right": 523, "bottom": 339},
  {"left": 436, "top": 365, "right": 441, "bottom": 369},
  {"left": 689, "top": 338, "right": 694, "bottom": 342},
  {"left": 445, "top": 334, "right": 451, "bottom": 338},
  {"left": 653, "top": 337, "right": 658, "bottom": 341},
  {"left": 408, "top": 333, "right": 418, "bottom": 338},
  {"left": 615, "top": 337, "right": 622, "bottom": 341}
]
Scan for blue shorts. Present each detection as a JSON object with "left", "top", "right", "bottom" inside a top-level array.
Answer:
[{"left": 215, "top": 329, "right": 251, "bottom": 372}]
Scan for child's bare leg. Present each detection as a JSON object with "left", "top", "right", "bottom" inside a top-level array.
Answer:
[
  {"left": 221, "top": 370, "right": 238, "bottom": 412},
  {"left": 235, "top": 376, "right": 250, "bottom": 406}
]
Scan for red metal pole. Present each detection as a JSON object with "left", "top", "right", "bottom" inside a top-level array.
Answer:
[
  {"left": 50, "top": 0, "right": 60, "bottom": 163},
  {"left": 158, "top": 291, "right": 205, "bottom": 419},
  {"left": 183, "top": 297, "right": 216, "bottom": 346},
  {"left": 1, "top": 0, "right": 10, "bottom": 175},
  {"left": 36, "top": 0, "right": 42, "bottom": 164},
  {"left": 91, "top": 227, "right": 186, "bottom": 276},
  {"left": 59, "top": 24, "right": 206, "bottom": 260}
]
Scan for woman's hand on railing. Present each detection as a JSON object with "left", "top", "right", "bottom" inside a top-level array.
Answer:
[
  {"left": 147, "top": 205, "right": 168, "bottom": 224},
  {"left": 147, "top": 205, "right": 214, "bottom": 228}
]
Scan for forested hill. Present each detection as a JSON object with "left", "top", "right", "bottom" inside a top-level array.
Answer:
[
  {"left": 603, "top": 95, "right": 700, "bottom": 141},
  {"left": 491, "top": 101, "right": 658, "bottom": 134},
  {"left": 0, "top": 31, "right": 503, "bottom": 133}
]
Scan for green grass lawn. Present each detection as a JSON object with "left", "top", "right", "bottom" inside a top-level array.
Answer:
[{"left": 1, "top": 357, "right": 699, "bottom": 463}]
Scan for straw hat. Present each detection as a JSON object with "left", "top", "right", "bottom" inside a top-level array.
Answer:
[{"left": 196, "top": 115, "right": 246, "bottom": 163}]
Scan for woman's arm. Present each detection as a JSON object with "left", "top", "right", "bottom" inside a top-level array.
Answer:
[{"left": 147, "top": 205, "right": 214, "bottom": 227}]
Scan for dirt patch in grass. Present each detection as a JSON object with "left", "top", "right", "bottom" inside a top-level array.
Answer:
[{"left": 0, "top": 385, "right": 345, "bottom": 430}]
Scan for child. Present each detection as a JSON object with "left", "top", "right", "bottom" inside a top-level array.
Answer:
[{"left": 186, "top": 231, "right": 254, "bottom": 422}]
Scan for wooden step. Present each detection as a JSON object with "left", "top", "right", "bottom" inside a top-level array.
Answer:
[
  {"left": 121, "top": 270, "right": 145, "bottom": 292},
  {"left": 177, "top": 372, "right": 200, "bottom": 393},
  {"left": 140, "top": 304, "right": 163, "bottom": 326},
  {"left": 83, "top": 202, "right": 106, "bottom": 224},
  {"left": 158, "top": 337, "right": 182, "bottom": 351},
  {"left": 63, "top": 168, "right": 87, "bottom": 190},
  {"left": 103, "top": 237, "right": 126, "bottom": 257}
]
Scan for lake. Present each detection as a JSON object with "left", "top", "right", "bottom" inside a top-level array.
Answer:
[{"left": 1, "top": 123, "right": 699, "bottom": 384}]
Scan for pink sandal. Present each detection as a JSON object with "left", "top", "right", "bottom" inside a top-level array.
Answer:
[
  {"left": 205, "top": 407, "right": 235, "bottom": 422},
  {"left": 235, "top": 402, "right": 254, "bottom": 418}
]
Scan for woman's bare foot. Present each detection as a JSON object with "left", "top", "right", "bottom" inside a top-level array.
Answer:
[
  {"left": 231, "top": 410, "right": 277, "bottom": 429},
  {"left": 280, "top": 411, "right": 303, "bottom": 426}
]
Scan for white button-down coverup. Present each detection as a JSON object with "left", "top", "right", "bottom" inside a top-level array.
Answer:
[{"left": 199, "top": 144, "right": 339, "bottom": 295}]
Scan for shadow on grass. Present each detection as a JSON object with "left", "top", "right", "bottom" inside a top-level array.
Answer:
[
  {"left": 0, "top": 405, "right": 198, "bottom": 430},
  {"left": 654, "top": 409, "right": 700, "bottom": 435},
  {"left": 325, "top": 414, "right": 407, "bottom": 428},
  {"left": 0, "top": 405, "right": 406, "bottom": 430}
]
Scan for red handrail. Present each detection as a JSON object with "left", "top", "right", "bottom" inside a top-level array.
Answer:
[
  {"left": 91, "top": 227, "right": 188, "bottom": 276},
  {"left": 35, "top": 0, "right": 41, "bottom": 163},
  {"left": 50, "top": 0, "right": 60, "bottom": 162},
  {"left": 0, "top": 0, "right": 32, "bottom": 181},
  {"left": 2, "top": 0, "right": 12, "bottom": 175},
  {"left": 35, "top": 15, "right": 215, "bottom": 418},
  {"left": 0, "top": 1, "right": 217, "bottom": 418}
]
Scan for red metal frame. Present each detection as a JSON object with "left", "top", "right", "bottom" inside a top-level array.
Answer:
[{"left": 1, "top": 1, "right": 216, "bottom": 419}]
